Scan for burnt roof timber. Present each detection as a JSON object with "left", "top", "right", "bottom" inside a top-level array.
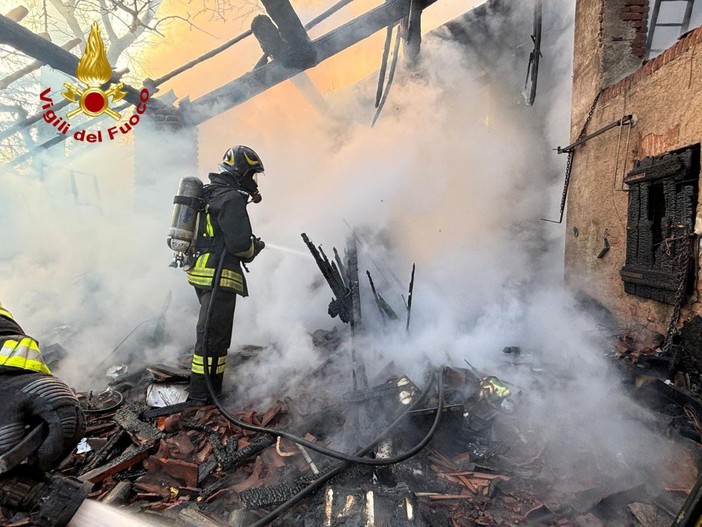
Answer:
[
  {"left": 184, "top": 0, "right": 437, "bottom": 125},
  {"left": 0, "top": 15, "right": 168, "bottom": 111}
]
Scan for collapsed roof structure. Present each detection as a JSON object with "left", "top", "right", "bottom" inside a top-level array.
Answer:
[{"left": 3, "top": 0, "right": 702, "bottom": 525}]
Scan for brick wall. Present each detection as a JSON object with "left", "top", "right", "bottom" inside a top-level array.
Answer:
[
  {"left": 571, "top": 0, "right": 649, "bottom": 137},
  {"left": 602, "top": 24, "right": 702, "bottom": 103},
  {"left": 601, "top": 0, "right": 648, "bottom": 87},
  {"left": 145, "top": 104, "right": 189, "bottom": 132},
  {"left": 621, "top": 0, "right": 649, "bottom": 59}
]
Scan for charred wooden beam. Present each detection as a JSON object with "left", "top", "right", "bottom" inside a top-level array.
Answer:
[
  {"left": 0, "top": 38, "right": 81, "bottom": 90},
  {"left": 252, "top": 15, "right": 287, "bottom": 59},
  {"left": 186, "top": 0, "right": 437, "bottom": 125},
  {"left": 251, "top": 14, "right": 329, "bottom": 114},
  {"left": 347, "top": 234, "right": 362, "bottom": 332},
  {"left": 405, "top": 263, "right": 415, "bottom": 332},
  {"left": 0, "top": 15, "right": 76, "bottom": 76},
  {"left": 79, "top": 430, "right": 127, "bottom": 475},
  {"left": 302, "top": 233, "right": 352, "bottom": 323},
  {"left": 366, "top": 271, "right": 399, "bottom": 322},
  {"left": 346, "top": 234, "right": 367, "bottom": 391},
  {"left": 0, "top": 15, "right": 164, "bottom": 110},
  {"left": 404, "top": 0, "right": 422, "bottom": 63},
  {"left": 198, "top": 434, "right": 275, "bottom": 484},
  {"left": 0, "top": 100, "right": 70, "bottom": 141},
  {"left": 79, "top": 442, "right": 156, "bottom": 484},
  {"left": 240, "top": 475, "right": 318, "bottom": 509},
  {"left": 372, "top": 24, "right": 400, "bottom": 126},
  {"left": 261, "top": 0, "right": 316, "bottom": 68}
]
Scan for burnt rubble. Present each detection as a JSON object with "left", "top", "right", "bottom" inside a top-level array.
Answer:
[
  {"left": 0, "top": 344, "right": 691, "bottom": 527},
  {"left": 0, "top": 335, "right": 696, "bottom": 527},
  {"left": 2, "top": 236, "right": 702, "bottom": 527}
]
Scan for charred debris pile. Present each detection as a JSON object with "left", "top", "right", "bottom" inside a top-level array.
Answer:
[{"left": 3, "top": 236, "right": 702, "bottom": 527}]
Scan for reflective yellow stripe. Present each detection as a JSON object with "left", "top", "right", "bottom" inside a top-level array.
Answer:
[
  {"left": 222, "top": 269, "right": 244, "bottom": 284},
  {"left": 190, "top": 269, "right": 214, "bottom": 277},
  {"left": 235, "top": 240, "right": 255, "bottom": 259},
  {"left": 192, "top": 355, "right": 226, "bottom": 365},
  {"left": 191, "top": 355, "right": 226, "bottom": 375},
  {"left": 186, "top": 254, "right": 245, "bottom": 292},
  {"left": 220, "top": 277, "right": 243, "bottom": 290},
  {"left": 186, "top": 277, "right": 243, "bottom": 292},
  {"left": 0, "top": 307, "right": 13, "bottom": 320},
  {"left": 0, "top": 338, "right": 51, "bottom": 374},
  {"left": 187, "top": 275, "right": 213, "bottom": 287},
  {"left": 193, "top": 253, "right": 210, "bottom": 271},
  {"left": 191, "top": 364, "right": 226, "bottom": 375},
  {"left": 205, "top": 213, "right": 214, "bottom": 237}
]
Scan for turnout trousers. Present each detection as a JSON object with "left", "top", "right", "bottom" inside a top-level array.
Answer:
[{"left": 189, "top": 286, "right": 237, "bottom": 401}]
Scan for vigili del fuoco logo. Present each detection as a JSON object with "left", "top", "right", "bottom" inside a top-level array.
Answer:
[{"left": 39, "top": 22, "right": 151, "bottom": 143}]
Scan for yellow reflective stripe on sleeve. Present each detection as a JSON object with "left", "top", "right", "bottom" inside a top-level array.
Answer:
[
  {"left": 0, "top": 356, "right": 51, "bottom": 374},
  {"left": 0, "top": 307, "right": 14, "bottom": 320},
  {"left": 0, "top": 338, "right": 51, "bottom": 374},
  {"left": 235, "top": 240, "right": 255, "bottom": 259}
]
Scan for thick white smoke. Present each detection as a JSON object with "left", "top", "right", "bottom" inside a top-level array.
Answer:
[{"left": 0, "top": 0, "right": 687, "bottom": 501}]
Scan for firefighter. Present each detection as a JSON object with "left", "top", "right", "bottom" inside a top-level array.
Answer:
[
  {"left": 186, "top": 145, "right": 266, "bottom": 401},
  {"left": 0, "top": 302, "right": 85, "bottom": 471}
]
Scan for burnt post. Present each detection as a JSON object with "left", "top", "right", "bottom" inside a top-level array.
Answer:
[
  {"left": 251, "top": 15, "right": 287, "bottom": 60},
  {"left": 346, "top": 234, "right": 362, "bottom": 332},
  {"left": 403, "top": 0, "right": 422, "bottom": 64},
  {"left": 346, "top": 234, "right": 367, "bottom": 390},
  {"left": 251, "top": 13, "right": 329, "bottom": 114},
  {"left": 260, "top": 0, "right": 316, "bottom": 68}
]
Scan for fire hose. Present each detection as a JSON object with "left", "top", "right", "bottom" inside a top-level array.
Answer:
[{"left": 203, "top": 250, "right": 446, "bottom": 524}]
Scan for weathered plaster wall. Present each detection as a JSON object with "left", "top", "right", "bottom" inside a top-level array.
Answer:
[{"left": 565, "top": 25, "right": 702, "bottom": 334}]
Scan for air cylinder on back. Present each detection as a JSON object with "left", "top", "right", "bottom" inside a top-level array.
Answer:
[{"left": 167, "top": 177, "right": 204, "bottom": 267}]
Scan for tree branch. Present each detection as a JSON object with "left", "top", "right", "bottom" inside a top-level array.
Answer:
[{"left": 48, "top": 0, "right": 85, "bottom": 42}]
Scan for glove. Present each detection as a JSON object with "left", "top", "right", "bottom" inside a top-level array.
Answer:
[
  {"left": 0, "top": 373, "right": 85, "bottom": 471},
  {"left": 242, "top": 237, "right": 265, "bottom": 264}
]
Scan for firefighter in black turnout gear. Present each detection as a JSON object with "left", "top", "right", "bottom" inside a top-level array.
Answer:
[
  {"left": 0, "top": 302, "right": 85, "bottom": 471},
  {"left": 186, "top": 145, "right": 266, "bottom": 401}
]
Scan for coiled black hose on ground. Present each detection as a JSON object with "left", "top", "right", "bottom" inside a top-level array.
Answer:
[{"left": 203, "top": 251, "right": 446, "bottom": 525}]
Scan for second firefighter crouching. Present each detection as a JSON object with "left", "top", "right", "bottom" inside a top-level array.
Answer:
[{"left": 0, "top": 302, "right": 85, "bottom": 472}]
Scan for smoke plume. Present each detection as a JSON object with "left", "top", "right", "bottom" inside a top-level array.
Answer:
[{"left": 0, "top": 0, "right": 687, "bottom": 504}]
